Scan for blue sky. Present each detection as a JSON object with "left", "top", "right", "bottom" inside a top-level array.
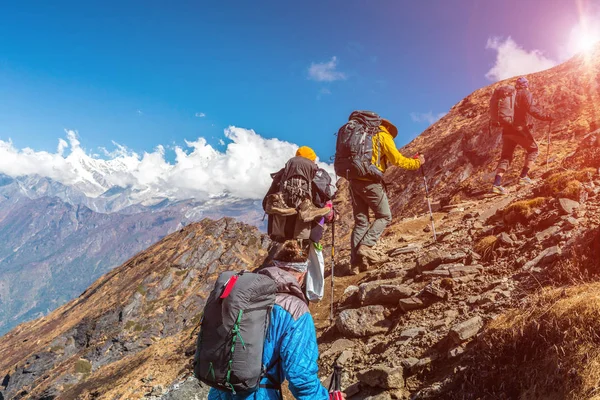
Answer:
[{"left": 0, "top": 0, "right": 595, "bottom": 163}]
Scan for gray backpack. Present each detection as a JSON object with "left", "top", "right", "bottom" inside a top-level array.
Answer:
[
  {"left": 194, "top": 271, "right": 277, "bottom": 394},
  {"left": 490, "top": 85, "right": 516, "bottom": 130}
]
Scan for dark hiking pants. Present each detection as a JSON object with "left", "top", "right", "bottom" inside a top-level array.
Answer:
[
  {"left": 349, "top": 180, "right": 392, "bottom": 264},
  {"left": 496, "top": 125, "right": 539, "bottom": 173}
]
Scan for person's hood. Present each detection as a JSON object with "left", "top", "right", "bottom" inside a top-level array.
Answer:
[{"left": 258, "top": 267, "right": 308, "bottom": 304}]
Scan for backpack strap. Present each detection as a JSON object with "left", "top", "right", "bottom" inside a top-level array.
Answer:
[{"left": 376, "top": 132, "right": 382, "bottom": 169}]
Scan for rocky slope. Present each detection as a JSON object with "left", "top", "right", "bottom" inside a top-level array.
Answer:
[
  {"left": 2, "top": 45, "right": 600, "bottom": 400},
  {"left": 0, "top": 217, "right": 269, "bottom": 400},
  {"left": 0, "top": 175, "right": 264, "bottom": 335}
]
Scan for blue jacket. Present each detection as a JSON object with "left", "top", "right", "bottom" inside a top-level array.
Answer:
[{"left": 208, "top": 267, "right": 329, "bottom": 400}]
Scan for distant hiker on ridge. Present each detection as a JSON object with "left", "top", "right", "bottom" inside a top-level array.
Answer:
[
  {"left": 196, "top": 240, "right": 343, "bottom": 399},
  {"left": 490, "top": 76, "right": 553, "bottom": 195},
  {"left": 334, "top": 111, "right": 424, "bottom": 272}
]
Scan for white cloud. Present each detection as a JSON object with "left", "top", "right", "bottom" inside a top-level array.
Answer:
[
  {"left": 410, "top": 111, "right": 446, "bottom": 125},
  {"left": 0, "top": 127, "right": 334, "bottom": 202},
  {"left": 308, "top": 56, "right": 347, "bottom": 82},
  {"left": 195, "top": 112, "right": 206, "bottom": 118},
  {"left": 485, "top": 37, "right": 556, "bottom": 81}
]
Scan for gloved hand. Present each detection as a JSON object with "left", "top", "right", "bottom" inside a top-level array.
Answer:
[{"left": 412, "top": 153, "right": 426, "bottom": 166}]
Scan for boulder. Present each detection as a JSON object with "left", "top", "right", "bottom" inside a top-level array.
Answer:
[
  {"left": 448, "top": 316, "right": 483, "bottom": 344},
  {"left": 359, "top": 282, "right": 413, "bottom": 306},
  {"left": 558, "top": 198, "right": 580, "bottom": 215},
  {"left": 336, "top": 306, "right": 391, "bottom": 338},
  {"left": 357, "top": 365, "right": 404, "bottom": 389}
]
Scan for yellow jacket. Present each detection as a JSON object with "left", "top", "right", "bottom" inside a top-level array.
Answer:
[{"left": 371, "top": 125, "right": 421, "bottom": 173}]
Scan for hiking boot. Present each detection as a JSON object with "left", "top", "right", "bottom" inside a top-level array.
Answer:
[
  {"left": 265, "top": 193, "right": 297, "bottom": 216},
  {"left": 492, "top": 185, "right": 507, "bottom": 195},
  {"left": 519, "top": 176, "right": 533, "bottom": 185},
  {"left": 357, "top": 245, "right": 386, "bottom": 265},
  {"left": 297, "top": 199, "right": 331, "bottom": 222}
]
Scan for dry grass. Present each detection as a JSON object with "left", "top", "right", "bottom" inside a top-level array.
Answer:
[
  {"left": 538, "top": 168, "right": 596, "bottom": 201},
  {"left": 503, "top": 197, "right": 548, "bottom": 225},
  {"left": 474, "top": 235, "right": 497, "bottom": 260},
  {"left": 446, "top": 283, "right": 600, "bottom": 400}
]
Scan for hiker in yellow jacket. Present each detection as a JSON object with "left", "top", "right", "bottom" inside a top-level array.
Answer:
[{"left": 351, "top": 119, "right": 424, "bottom": 270}]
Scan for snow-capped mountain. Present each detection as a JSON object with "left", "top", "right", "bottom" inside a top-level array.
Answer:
[{"left": 0, "top": 171, "right": 266, "bottom": 336}]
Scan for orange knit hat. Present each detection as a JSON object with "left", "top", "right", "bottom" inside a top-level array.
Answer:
[{"left": 296, "top": 146, "right": 317, "bottom": 161}]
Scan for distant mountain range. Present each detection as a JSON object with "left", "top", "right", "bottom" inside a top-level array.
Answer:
[{"left": 0, "top": 173, "right": 265, "bottom": 335}]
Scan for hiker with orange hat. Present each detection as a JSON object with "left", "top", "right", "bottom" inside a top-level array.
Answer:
[{"left": 334, "top": 111, "right": 424, "bottom": 272}]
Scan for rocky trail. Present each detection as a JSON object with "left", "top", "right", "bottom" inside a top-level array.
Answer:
[{"left": 312, "top": 158, "right": 600, "bottom": 399}]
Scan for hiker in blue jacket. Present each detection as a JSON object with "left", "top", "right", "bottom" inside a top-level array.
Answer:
[{"left": 208, "top": 240, "right": 341, "bottom": 400}]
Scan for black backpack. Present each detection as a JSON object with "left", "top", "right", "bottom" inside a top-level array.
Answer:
[
  {"left": 194, "top": 271, "right": 277, "bottom": 394},
  {"left": 334, "top": 110, "right": 383, "bottom": 182},
  {"left": 489, "top": 85, "right": 516, "bottom": 130}
]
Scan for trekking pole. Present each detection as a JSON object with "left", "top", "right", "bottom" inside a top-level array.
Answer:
[
  {"left": 414, "top": 154, "right": 437, "bottom": 242},
  {"left": 545, "top": 121, "right": 552, "bottom": 172},
  {"left": 329, "top": 213, "right": 335, "bottom": 324},
  {"left": 328, "top": 363, "right": 343, "bottom": 400}
]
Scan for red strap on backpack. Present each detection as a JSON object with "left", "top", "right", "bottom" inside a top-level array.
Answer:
[{"left": 220, "top": 275, "right": 239, "bottom": 299}]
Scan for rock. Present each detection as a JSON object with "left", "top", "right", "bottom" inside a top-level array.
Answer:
[
  {"left": 357, "top": 365, "right": 404, "bottom": 389},
  {"left": 479, "top": 196, "right": 514, "bottom": 222},
  {"left": 498, "top": 232, "right": 513, "bottom": 246},
  {"left": 345, "top": 382, "right": 361, "bottom": 397},
  {"left": 448, "top": 316, "right": 483, "bottom": 344},
  {"left": 161, "top": 377, "right": 210, "bottom": 400},
  {"left": 558, "top": 198, "right": 580, "bottom": 215},
  {"left": 448, "top": 346, "right": 466, "bottom": 358},
  {"left": 536, "top": 225, "right": 560, "bottom": 243},
  {"left": 359, "top": 282, "right": 413, "bottom": 306},
  {"left": 416, "top": 249, "right": 445, "bottom": 272},
  {"left": 363, "top": 393, "right": 392, "bottom": 400},
  {"left": 423, "top": 225, "right": 431, "bottom": 233},
  {"left": 422, "top": 283, "right": 448, "bottom": 300},
  {"left": 341, "top": 285, "right": 360, "bottom": 305},
  {"left": 443, "top": 251, "right": 468, "bottom": 263},
  {"left": 336, "top": 349, "right": 354, "bottom": 366},
  {"left": 434, "top": 262, "right": 464, "bottom": 271},
  {"left": 399, "top": 297, "right": 426, "bottom": 312},
  {"left": 448, "top": 265, "right": 481, "bottom": 278},
  {"left": 336, "top": 306, "right": 391, "bottom": 338},
  {"left": 400, "top": 357, "right": 420, "bottom": 370},
  {"left": 522, "top": 246, "right": 562, "bottom": 271},
  {"left": 399, "top": 327, "right": 427, "bottom": 341},
  {"left": 388, "top": 245, "right": 421, "bottom": 257},
  {"left": 422, "top": 270, "right": 451, "bottom": 278},
  {"left": 563, "top": 216, "right": 579, "bottom": 230},
  {"left": 321, "top": 338, "right": 355, "bottom": 359}
]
